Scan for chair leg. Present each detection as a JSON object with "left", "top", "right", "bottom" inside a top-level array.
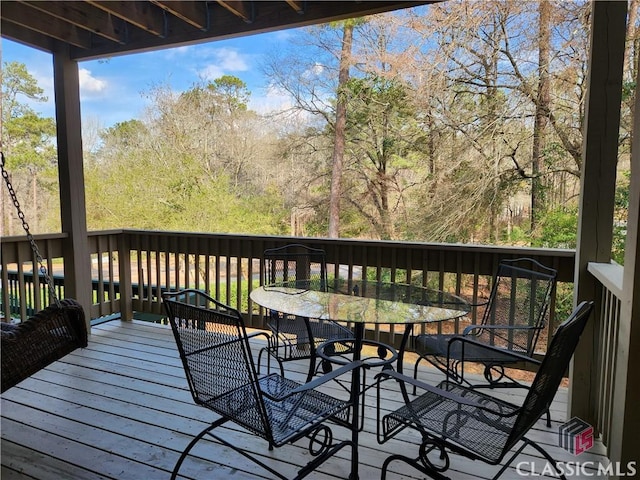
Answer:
[
  {"left": 306, "top": 348, "right": 317, "bottom": 383},
  {"left": 171, "top": 418, "right": 226, "bottom": 480},
  {"left": 412, "top": 356, "right": 424, "bottom": 395},
  {"left": 545, "top": 405, "right": 551, "bottom": 427},
  {"left": 490, "top": 438, "right": 566, "bottom": 480},
  {"left": 525, "top": 439, "right": 567, "bottom": 480},
  {"left": 381, "top": 453, "right": 451, "bottom": 480},
  {"left": 294, "top": 439, "right": 354, "bottom": 480}
]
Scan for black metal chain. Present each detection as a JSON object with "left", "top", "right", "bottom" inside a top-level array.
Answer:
[{"left": 1, "top": 151, "right": 60, "bottom": 307}]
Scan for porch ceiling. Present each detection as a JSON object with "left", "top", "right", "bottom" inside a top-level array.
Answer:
[{"left": 0, "top": 1, "right": 432, "bottom": 61}]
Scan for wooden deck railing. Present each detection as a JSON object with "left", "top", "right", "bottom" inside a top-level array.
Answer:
[
  {"left": 587, "top": 261, "right": 624, "bottom": 447},
  {"left": 3, "top": 230, "right": 630, "bottom": 459},
  {"left": 2, "top": 229, "right": 575, "bottom": 354},
  {"left": 1, "top": 232, "right": 66, "bottom": 320}
]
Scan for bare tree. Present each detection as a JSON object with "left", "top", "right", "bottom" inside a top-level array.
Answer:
[
  {"left": 328, "top": 21, "right": 355, "bottom": 238},
  {"left": 532, "top": 0, "right": 551, "bottom": 231}
]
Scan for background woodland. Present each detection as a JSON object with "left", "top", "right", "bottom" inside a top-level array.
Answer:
[{"left": 2, "top": 0, "right": 638, "bottom": 264}]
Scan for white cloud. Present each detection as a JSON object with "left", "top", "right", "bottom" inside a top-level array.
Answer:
[
  {"left": 200, "top": 64, "right": 225, "bottom": 80},
  {"left": 216, "top": 48, "right": 250, "bottom": 70},
  {"left": 197, "top": 47, "right": 251, "bottom": 80},
  {"left": 302, "top": 62, "right": 324, "bottom": 79},
  {"left": 164, "top": 45, "right": 193, "bottom": 59},
  {"left": 250, "top": 83, "right": 294, "bottom": 114},
  {"left": 79, "top": 68, "right": 107, "bottom": 93}
]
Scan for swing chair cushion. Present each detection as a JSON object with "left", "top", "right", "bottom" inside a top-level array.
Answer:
[{"left": 1, "top": 299, "right": 88, "bottom": 392}]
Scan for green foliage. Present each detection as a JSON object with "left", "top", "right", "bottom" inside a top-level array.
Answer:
[
  {"left": 612, "top": 225, "right": 627, "bottom": 265},
  {"left": 501, "top": 225, "right": 530, "bottom": 245},
  {"left": 100, "top": 120, "right": 147, "bottom": 148},
  {"left": 621, "top": 80, "right": 636, "bottom": 102},
  {"left": 181, "top": 76, "right": 251, "bottom": 116},
  {"left": 1, "top": 62, "right": 48, "bottom": 112},
  {"left": 87, "top": 143, "right": 287, "bottom": 233},
  {"left": 217, "top": 278, "right": 261, "bottom": 313},
  {"left": 339, "top": 74, "right": 426, "bottom": 239},
  {"left": 209, "top": 75, "right": 251, "bottom": 112},
  {"left": 612, "top": 170, "right": 630, "bottom": 265},
  {"left": 86, "top": 75, "right": 289, "bottom": 234},
  {"left": 1, "top": 61, "right": 58, "bottom": 233},
  {"left": 532, "top": 207, "right": 578, "bottom": 249},
  {"left": 5, "top": 0, "right": 634, "bottom": 250},
  {"left": 553, "top": 282, "right": 575, "bottom": 329},
  {"left": 1, "top": 62, "right": 56, "bottom": 170}
]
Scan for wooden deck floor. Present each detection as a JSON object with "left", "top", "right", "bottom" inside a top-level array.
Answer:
[{"left": 1, "top": 320, "right": 610, "bottom": 480}]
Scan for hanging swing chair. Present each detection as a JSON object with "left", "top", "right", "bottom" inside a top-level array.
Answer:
[{"left": 1, "top": 152, "right": 88, "bottom": 393}]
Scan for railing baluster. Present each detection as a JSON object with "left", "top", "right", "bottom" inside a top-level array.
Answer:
[{"left": 1, "top": 231, "right": 575, "bottom": 358}]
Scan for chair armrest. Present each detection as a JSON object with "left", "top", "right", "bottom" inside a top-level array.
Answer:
[
  {"left": 375, "top": 369, "right": 513, "bottom": 415},
  {"left": 462, "top": 324, "right": 540, "bottom": 335},
  {"left": 447, "top": 335, "right": 541, "bottom": 366},
  {"left": 467, "top": 298, "right": 490, "bottom": 308},
  {"left": 185, "top": 331, "right": 272, "bottom": 358},
  {"left": 247, "top": 330, "right": 272, "bottom": 343},
  {"left": 262, "top": 360, "right": 364, "bottom": 401}
]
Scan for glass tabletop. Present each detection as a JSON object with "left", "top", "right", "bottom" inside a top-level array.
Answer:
[{"left": 250, "top": 279, "right": 470, "bottom": 325}]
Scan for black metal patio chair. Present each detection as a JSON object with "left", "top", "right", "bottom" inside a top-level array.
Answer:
[
  {"left": 162, "top": 289, "right": 360, "bottom": 480},
  {"left": 412, "top": 258, "right": 557, "bottom": 391},
  {"left": 261, "top": 244, "right": 354, "bottom": 381},
  {"left": 376, "top": 300, "right": 594, "bottom": 480}
]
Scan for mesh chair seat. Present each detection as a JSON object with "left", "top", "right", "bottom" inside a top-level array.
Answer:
[
  {"left": 378, "top": 301, "right": 594, "bottom": 480},
  {"left": 204, "top": 373, "right": 351, "bottom": 446},
  {"left": 383, "top": 380, "right": 519, "bottom": 464},
  {"left": 414, "top": 333, "right": 528, "bottom": 364},
  {"left": 412, "top": 258, "right": 557, "bottom": 389}
]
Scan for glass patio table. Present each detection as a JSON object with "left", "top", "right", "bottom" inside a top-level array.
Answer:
[{"left": 250, "top": 279, "right": 469, "bottom": 480}]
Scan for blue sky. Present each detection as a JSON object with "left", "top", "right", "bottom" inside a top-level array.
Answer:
[{"left": 2, "top": 28, "right": 299, "bottom": 129}]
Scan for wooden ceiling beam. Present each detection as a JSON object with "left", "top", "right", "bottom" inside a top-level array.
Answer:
[
  {"left": 0, "top": 1, "right": 432, "bottom": 60},
  {"left": 0, "top": 19, "right": 55, "bottom": 53},
  {"left": 216, "top": 1, "right": 253, "bottom": 23},
  {"left": 151, "top": 1, "right": 208, "bottom": 31},
  {"left": 18, "top": 0, "right": 125, "bottom": 44},
  {"left": 2, "top": 1, "right": 92, "bottom": 49},
  {"left": 88, "top": 1, "right": 167, "bottom": 37},
  {"left": 285, "top": 1, "right": 305, "bottom": 14}
]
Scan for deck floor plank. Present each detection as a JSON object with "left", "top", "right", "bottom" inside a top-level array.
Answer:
[{"left": 2, "top": 320, "right": 610, "bottom": 479}]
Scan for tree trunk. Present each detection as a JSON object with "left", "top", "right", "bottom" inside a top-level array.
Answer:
[
  {"left": 32, "top": 170, "right": 38, "bottom": 232},
  {"left": 427, "top": 112, "right": 435, "bottom": 175},
  {"left": 532, "top": 0, "right": 550, "bottom": 232},
  {"left": 328, "top": 22, "right": 354, "bottom": 238},
  {"left": 625, "top": 0, "right": 638, "bottom": 83},
  {"left": 626, "top": 0, "right": 639, "bottom": 156}
]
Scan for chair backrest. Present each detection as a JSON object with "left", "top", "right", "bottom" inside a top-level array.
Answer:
[
  {"left": 480, "top": 258, "right": 557, "bottom": 354},
  {"left": 162, "top": 289, "right": 270, "bottom": 439},
  {"left": 504, "top": 301, "right": 594, "bottom": 452},
  {"left": 263, "top": 244, "right": 327, "bottom": 292}
]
